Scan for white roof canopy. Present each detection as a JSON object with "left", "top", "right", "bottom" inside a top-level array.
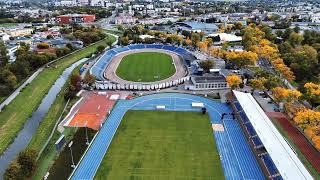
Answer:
[{"left": 233, "top": 90, "right": 313, "bottom": 180}]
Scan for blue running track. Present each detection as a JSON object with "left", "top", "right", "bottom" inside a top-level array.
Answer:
[{"left": 70, "top": 93, "right": 264, "bottom": 180}]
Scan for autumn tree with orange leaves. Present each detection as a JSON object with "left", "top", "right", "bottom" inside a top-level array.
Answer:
[
  {"left": 271, "top": 87, "right": 302, "bottom": 103},
  {"left": 226, "top": 74, "right": 242, "bottom": 90},
  {"left": 304, "top": 82, "right": 320, "bottom": 108},
  {"left": 293, "top": 109, "right": 320, "bottom": 150}
]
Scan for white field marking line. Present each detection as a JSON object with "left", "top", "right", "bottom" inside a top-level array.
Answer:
[
  {"left": 223, "top": 120, "right": 246, "bottom": 180},
  {"left": 214, "top": 126, "right": 235, "bottom": 179}
]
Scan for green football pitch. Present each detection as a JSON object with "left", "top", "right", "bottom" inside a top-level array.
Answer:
[
  {"left": 115, "top": 52, "right": 176, "bottom": 82},
  {"left": 95, "top": 110, "right": 224, "bottom": 180}
]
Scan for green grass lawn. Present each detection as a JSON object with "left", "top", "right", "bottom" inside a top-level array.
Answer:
[
  {"left": 0, "top": 34, "right": 116, "bottom": 155},
  {"left": 116, "top": 52, "right": 176, "bottom": 82},
  {"left": 95, "top": 110, "right": 224, "bottom": 180}
]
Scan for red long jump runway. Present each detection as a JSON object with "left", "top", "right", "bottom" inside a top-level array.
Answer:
[
  {"left": 67, "top": 92, "right": 119, "bottom": 130},
  {"left": 267, "top": 112, "right": 320, "bottom": 174}
]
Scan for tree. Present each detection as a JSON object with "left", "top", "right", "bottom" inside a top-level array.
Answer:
[
  {"left": 185, "top": 38, "right": 192, "bottom": 46},
  {"left": 120, "top": 36, "right": 129, "bottom": 46},
  {"left": 17, "top": 149, "right": 37, "bottom": 177},
  {"left": 225, "top": 50, "right": 258, "bottom": 68},
  {"left": 46, "top": 34, "right": 54, "bottom": 39},
  {"left": 313, "top": 136, "right": 320, "bottom": 151},
  {"left": 271, "top": 87, "right": 302, "bottom": 103},
  {"left": 70, "top": 74, "right": 82, "bottom": 91},
  {"left": 304, "top": 82, "right": 320, "bottom": 108},
  {"left": 288, "top": 32, "right": 304, "bottom": 47},
  {"left": 84, "top": 73, "right": 95, "bottom": 86},
  {"left": 249, "top": 78, "right": 266, "bottom": 92},
  {"left": 97, "top": 45, "right": 106, "bottom": 53},
  {"left": 0, "top": 40, "right": 9, "bottom": 67},
  {"left": 226, "top": 74, "right": 242, "bottom": 89},
  {"left": 37, "top": 42, "right": 49, "bottom": 49},
  {"left": 199, "top": 60, "right": 214, "bottom": 72},
  {"left": 4, "top": 161, "right": 22, "bottom": 180},
  {"left": 293, "top": 109, "right": 320, "bottom": 129}
]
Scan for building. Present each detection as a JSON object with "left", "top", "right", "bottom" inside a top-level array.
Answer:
[
  {"left": 4, "top": 28, "right": 33, "bottom": 37},
  {"left": 185, "top": 74, "right": 228, "bottom": 90},
  {"left": 0, "top": 33, "right": 10, "bottom": 42},
  {"left": 56, "top": 14, "right": 96, "bottom": 25},
  {"left": 171, "top": 21, "right": 218, "bottom": 34},
  {"left": 207, "top": 33, "right": 242, "bottom": 43}
]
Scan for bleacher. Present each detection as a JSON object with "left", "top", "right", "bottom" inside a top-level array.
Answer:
[
  {"left": 162, "top": 45, "right": 178, "bottom": 51},
  {"left": 114, "top": 46, "right": 130, "bottom": 53},
  {"left": 146, "top": 44, "right": 163, "bottom": 49},
  {"left": 251, "top": 136, "right": 263, "bottom": 148},
  {"left": 106, "top": 50, "right": 117, "bottom": 56},
  {"left": 91, "top": 44, "right": 195, "bottom": 81},
  {"left": 128, "top": 44, "right": 145, "bottom": 50},
  {"left": 261, "top": 154, "right": 281, "bottom": 178},
  {"left": 244, "top": 123, "right": 257, "bottom": 137},
  {"left": 234, "top": 101, "right": 243, "bottom": 112}
]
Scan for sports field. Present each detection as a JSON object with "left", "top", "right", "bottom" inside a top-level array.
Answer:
[
  {"left": 115, "top": 52, "right": 176, "bottom": 82},
  {"left": 95, "top": 110, "right": 224, "bottom": 180}
]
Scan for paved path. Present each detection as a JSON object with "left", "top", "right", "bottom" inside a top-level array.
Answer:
[
  {"left": 0, "top": 67, "right": 44, "bottom": 112},
  {"left": 0, "top": 32, "right": 118, "bottom": 112}
]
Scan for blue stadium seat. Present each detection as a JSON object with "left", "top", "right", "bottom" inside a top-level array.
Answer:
[
  {"left": 114, "top": 46, "right": 130, "bottom": 53},
  {"left": 245, "top": 123, "right": 257, "bottom": 136},
  {"left": 261, "top": 154, "right": 280, "bottom": 176},
  {"left": 106, "top": 50, "right": 117, "bottom": 56},
  {"left": 145, "top": 44, "right": 163, "bottom": 49},
  {"left": 252, "top": 136, "right": 263, "bottom": 147},
  {"left": 239, "top": 111, "right": 249, "bottom": 123},
  {"left": 162, "top": 45, "right": 178, "bottom": 51},
  {"left": 234, "top": 102, "right": 243, "bottom": 111},
  {"left": 128, "top": 44, "right": 146, "bottom": 50}
]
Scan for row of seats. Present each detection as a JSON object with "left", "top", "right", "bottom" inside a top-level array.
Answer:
[
  {"left": 91, "top": 44, "right": 195, "bottom": 81},
  {"left": 261, "top": 154, "right": 281, "bottom": 178},
  {"left": 233, "top": 100, "right": 282, "bottom": 179}
]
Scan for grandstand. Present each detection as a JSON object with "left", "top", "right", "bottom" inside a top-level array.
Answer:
[
  {"left": 232, "top": 90, "right": 313, "bottom": 180},
  {"left": 90, "top": 44, "right": 195, "bottom": 81}
]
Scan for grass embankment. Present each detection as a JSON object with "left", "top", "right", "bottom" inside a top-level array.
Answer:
[
  {"left": 270, "top": 118, "right": 320, "bottom": 179},
  {"left": 30, "top": 63, "right": 88, "bottom": 179},
  {"left": 116, "top": 52, "right": 176, "bottom": 82},
  {"left": 95, "top": 110, "right": 224, "bottom": 180},
  {"left": 0, "top": 34, "right": 116, "bottom": 155}
]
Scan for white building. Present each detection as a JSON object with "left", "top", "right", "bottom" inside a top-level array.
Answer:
[
  {"left": 0, "top": 33, "right": 10, "bottom": 42},
  {"left": 185, "top": 75, "right": 228, "bottom": 90}
]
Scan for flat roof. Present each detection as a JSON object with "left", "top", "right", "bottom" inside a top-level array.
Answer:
[
  {"left": 233, "top": 91, "right": 313, "bottom": 180},
  {"left": 193, "top": 75, "right": 226, "bottom": 83}
]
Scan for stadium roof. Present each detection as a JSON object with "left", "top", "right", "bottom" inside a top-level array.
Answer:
[{"left": 233, "top": 91, "right": 313, "bottom": 180}]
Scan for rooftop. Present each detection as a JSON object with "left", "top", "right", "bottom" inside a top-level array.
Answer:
[
  {"left": 233, "top": 91, "right": 313, "bottom": 180},
  {"left": 193, "top": 75, "right": 226, "bottom": 83}
]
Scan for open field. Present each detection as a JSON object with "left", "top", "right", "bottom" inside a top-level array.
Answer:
[
  {"left": 95, "top": 110, "right": 224, "bottom": 180},
  {"left": 0, "top": 34, "right": 116, "bottom": 155},
  {"left": 115, "top": 52, "right": 176, "bottom": 82}
]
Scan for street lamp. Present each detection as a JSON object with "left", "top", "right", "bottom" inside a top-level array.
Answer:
[
  {"left": 85, "top": 121, "right": 89, "bottom": 145},
  {"left": 68, "top": 141, "right": 75, "bottom": 168}
]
